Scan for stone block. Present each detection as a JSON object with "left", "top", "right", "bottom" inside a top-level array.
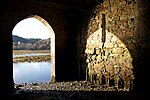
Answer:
[
  {"left": 104, "top": 42, "right": 114, "bottom": 48},
  {"left": 113, "top": 47, "right": 124, "bottom": 54},
  {"left": 92, "top": 55, "right": 97, "bottom": 60}
]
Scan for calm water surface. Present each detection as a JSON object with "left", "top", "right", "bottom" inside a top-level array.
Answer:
[
  {"left": 13, "top": 61, "right": 51, "bottom": 84},
  {"left": 13, "top": 53, "right": 49, "bottom": 58}
]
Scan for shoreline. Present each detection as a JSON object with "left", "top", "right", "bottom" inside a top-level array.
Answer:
[
  {"left": 13, "top": 55, "right": 51, "bottom": 63},
  {"left": 13, "top": 50, "right": 50, "bottom": 54},
  {"left": 13, "top": 50, "right": 51, "bottom": 63},
  {"left": 12, "top": 81, "right": 133, "bottom": 100},
  {"left": 14, "top": 81, "right": 127, "bottom": 91}
]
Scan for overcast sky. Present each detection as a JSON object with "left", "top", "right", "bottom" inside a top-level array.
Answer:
[{"left": 12, "top": 18, "right": 51, "bottom": 39}]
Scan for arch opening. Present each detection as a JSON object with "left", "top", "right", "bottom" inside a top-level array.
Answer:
[
  {"left": 80, "top": 0, "right": 138, "bottom": 91},
  {"left": 83, "top": 29, "right": 134, "bottom": 91},
  {"left": 12, "top": 15, "right": 55, "bottom": 84}
]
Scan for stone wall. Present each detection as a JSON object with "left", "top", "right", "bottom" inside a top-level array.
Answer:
[
  {"left": 0, "top": 0, "right": 83, "bottom": 95},
  {"left": 81, "top": 0, "right": 139, "bottom": 91}
]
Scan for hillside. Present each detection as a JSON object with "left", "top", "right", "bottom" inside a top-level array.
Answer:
[{"left": 13, "top": 35, "right": 50, "bottom": 50}]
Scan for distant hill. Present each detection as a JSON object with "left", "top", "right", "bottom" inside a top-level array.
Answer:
[{"left": 13, "top": 35, "right": 50, "bottom": 50}]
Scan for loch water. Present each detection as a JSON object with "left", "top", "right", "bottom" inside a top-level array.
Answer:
[{"left": 13, "top": 53, "right": 51, "bottom": 84}]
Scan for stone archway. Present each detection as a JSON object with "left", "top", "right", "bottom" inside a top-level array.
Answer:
[
  {"left": 13, "top": 15, "right": 55, "bottom": 83},
  {"left": 84, "top": 29, "right": 134, "bottom": 91},
  {"left": 80, "top": 0, "right": 138, "bottom": 91}
]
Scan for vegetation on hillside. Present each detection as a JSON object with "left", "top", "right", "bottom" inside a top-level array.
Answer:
[{"left": 13, "top": 35, "right": 50, "bottom": 50}]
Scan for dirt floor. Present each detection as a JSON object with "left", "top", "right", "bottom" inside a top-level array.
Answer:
[{"left": 10, "top": 81, "right": 135, "bottom": 100}]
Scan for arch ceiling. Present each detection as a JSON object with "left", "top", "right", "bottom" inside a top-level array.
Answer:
[{"left": 30, "top": 0, "right": 104, "bottom": 11}]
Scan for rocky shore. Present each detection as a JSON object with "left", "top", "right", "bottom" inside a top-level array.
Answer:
[{"left": 12, "top": 81, "right": 135, "bottom": 100}]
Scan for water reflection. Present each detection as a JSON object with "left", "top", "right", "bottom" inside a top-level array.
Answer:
[{"left": 13, "top": 62, "right": 51, "bottom": 84}]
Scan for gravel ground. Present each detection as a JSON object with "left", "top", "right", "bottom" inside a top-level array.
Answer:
[{"left": 11, "top": 81, "right": 135, "bottom": 100}]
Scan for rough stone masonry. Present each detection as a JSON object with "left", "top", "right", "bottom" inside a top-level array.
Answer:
[{"left": 81, "top": 0, "right": 138, "bottom": 91}]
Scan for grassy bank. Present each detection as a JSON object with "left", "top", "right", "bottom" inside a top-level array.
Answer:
[
  {"left": 13, "top": 50, "right": 50, "bottom": 54},
  {"left": 13, "top": 50, "right": 51, "bottom": 63}
]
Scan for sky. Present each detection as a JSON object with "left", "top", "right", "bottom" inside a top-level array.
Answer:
[{"left": 12, "top": 18, "right": 51, "bottom": 39}]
